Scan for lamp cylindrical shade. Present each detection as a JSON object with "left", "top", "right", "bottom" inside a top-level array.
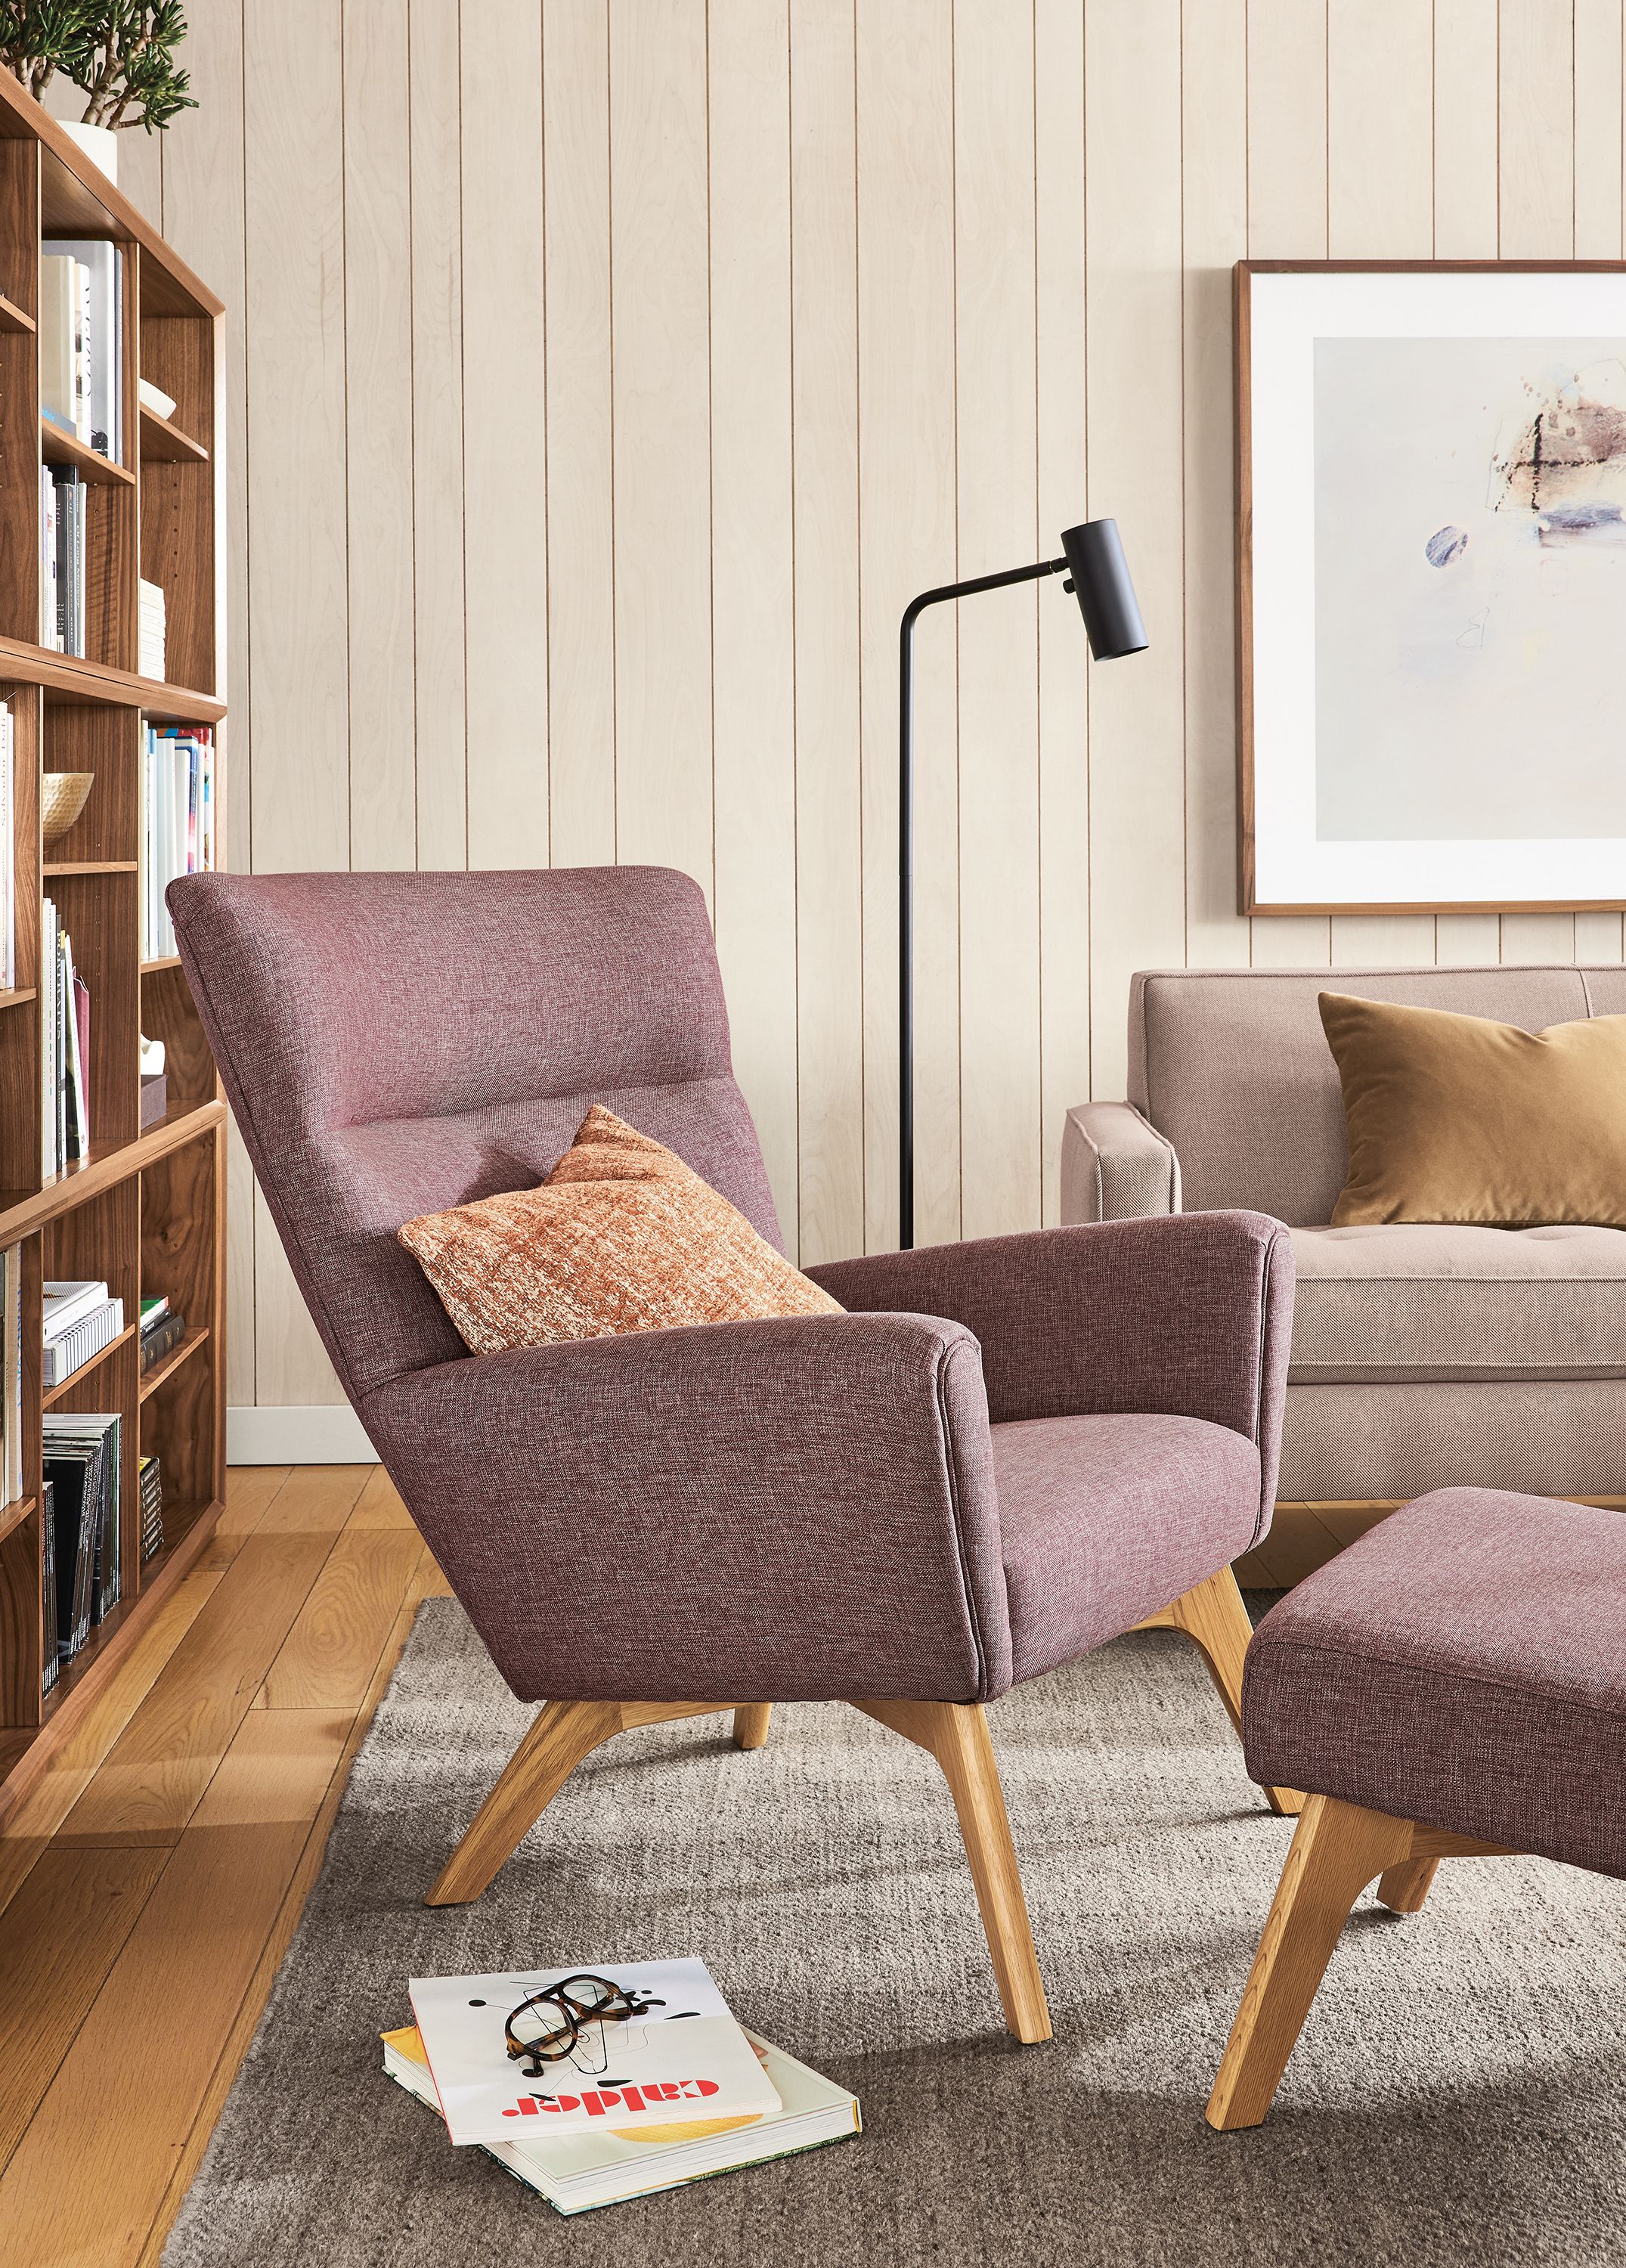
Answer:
[{"left": 1059, "top": 518, "right": 1148, "bottom": 659}]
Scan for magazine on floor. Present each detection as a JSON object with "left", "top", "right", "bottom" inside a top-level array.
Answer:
[
  {"left": 407, "top": 1959, "right": 782, "bottom": 2144},
  {"left": 381, "top": 2019, "right": 859, "bottom": 2216}
]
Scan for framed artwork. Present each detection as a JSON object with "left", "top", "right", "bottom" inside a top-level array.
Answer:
[{"left": 1237, "top": 260, "right": 1626, "bottom": 916}]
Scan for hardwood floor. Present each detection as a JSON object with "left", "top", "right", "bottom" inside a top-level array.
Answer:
[{"left": 0, "top": 1464, "right": 450, "bottom": 2268}]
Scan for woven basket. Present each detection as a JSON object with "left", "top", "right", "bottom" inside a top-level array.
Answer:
[{"left": 42, "top": 771, "right": 94, "bottom": 845}]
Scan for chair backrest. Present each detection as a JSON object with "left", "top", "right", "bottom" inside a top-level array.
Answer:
[
  {"left": 1128, "top": 963, "right": 1620, "bottom": 1225},
  {"left": 169, "top": 866, "right": 780, "bottom": 1406}
]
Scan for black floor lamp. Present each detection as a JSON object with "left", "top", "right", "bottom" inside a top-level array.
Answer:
[{"left": 898, "top": 518, "right": 1147, "bottom": 1249}]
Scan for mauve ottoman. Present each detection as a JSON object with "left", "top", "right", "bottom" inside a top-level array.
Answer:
[{"left": 1207, "top": 1486, "right": 1626, "bottom": 2128}]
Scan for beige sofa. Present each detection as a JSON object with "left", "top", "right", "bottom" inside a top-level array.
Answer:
[{"left": 1062, "top": 965, "right": 1626, "bottom": 1505}]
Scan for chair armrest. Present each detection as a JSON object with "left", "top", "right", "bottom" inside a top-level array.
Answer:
[
  {"left": 1061, "top": 1101, "right": 1181, "bottom": 1222},
  {"left": 805, "top": 1213, "right": 1296, "bottom": 1518},
  {"left": 361, "top": 1312, "right": 1012, "bottom": 1708}
]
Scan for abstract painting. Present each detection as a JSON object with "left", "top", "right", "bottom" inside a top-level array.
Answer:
[{"left": 1238, "top": 263, "right": 1626, "bottom": 913}]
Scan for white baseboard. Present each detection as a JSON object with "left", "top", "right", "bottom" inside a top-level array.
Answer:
[{"left": 228, "top": 1403, "right": 377, "bottom": 1465}]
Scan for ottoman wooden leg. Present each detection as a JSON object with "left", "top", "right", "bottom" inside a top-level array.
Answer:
[
  {"left": 1136, "top": 1566, "right": 1305, "bottom": 1817},
  {"left": 1206, "top": 1794, "right": 1414, "bottom": 2131},
  {"left": 1377, "top": 1855, "right": 1439, "bottom": 1913}
]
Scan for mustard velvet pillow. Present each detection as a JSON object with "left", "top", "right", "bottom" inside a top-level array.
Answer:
[
  {"left": 398, "top": 1104, "right": 841, "bottom": 1353},
  {"left": 1318, "top": 990, "right": 1626, "bottom": 1228}
]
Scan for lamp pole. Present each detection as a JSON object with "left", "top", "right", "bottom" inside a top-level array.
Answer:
[{"left": 897, "top": 519, "right": 1147, "bottom": 1251}]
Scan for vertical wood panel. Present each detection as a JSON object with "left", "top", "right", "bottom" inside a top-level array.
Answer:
[
  {"left": 609, "top": 0, "right": 714, "bottom": 897},
  {"left": 1180, "top": 0, "right": 1249, "bottom": 974},
  {"left": 1246, "top": 0, "right": 1331, "bottom": 969},
  {"left": 709, "top": 0, "right": 799, "bottom": 1245},
  {"left": 1036, "top": 0, "right": 1091, "bottom": 1225},
  {"left": 243, "top": 0, "right": 351, "bottom": 1407},
  {"left": 955, "top": 0, "right": 1039, "bottom": 1237},
  {"left": 544, "top": 0, "right": 616, "bottom": 870},
  {"left": 343, "top": 0, "right": 416, "bottom": 871},
  {"left": 856, "top": 0, "right": 957, "bottom": 1249},
  {"left": 408, "top": 0, "right": 468, "bottom": 870},
  {"left": 791, "top": 0, "right": 865, "bottom": 1263},
  {"left": 460, "top": 2, "right": 547, "bottom": 871},
  {"left": 1086, "top": 0, "right": 1187, "bottom": 1098}
]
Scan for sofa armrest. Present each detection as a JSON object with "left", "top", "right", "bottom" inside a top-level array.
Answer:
[
  {"left": 361, "top": 1311, "right": 1012, "bottom": 1707},
  {"left": 806, "top": 1213, "right": 1295, "bottom": 1526},
  {"left": 1061, "top": 1100, "right": 1181, "bottom": 1222}
]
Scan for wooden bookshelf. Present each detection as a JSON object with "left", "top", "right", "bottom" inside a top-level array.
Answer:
[{"left": 0, "top": 82, "right": 226, "bottom": 1825}]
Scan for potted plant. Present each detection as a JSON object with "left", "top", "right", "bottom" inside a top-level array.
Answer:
[{"left": 0, "top": 2, "right": 195, "bottom": 184}]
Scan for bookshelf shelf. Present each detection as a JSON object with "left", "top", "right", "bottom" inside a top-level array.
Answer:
[
  {"left": 138, "top": 1322, "right": 209, "bottom": 1404},
  {"left": 40, "top": 420, "right": 135, "bottom": 486},
  {"left": 138, "top": 404, "right": 208, "bottom": 465},
  {"left": 0, "top": 91, "right": 226, "bottom": 1826}
]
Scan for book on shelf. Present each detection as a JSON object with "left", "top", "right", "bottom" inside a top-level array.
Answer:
[
  {"left": 46, "top": 1411, "right": 120, "bottom": 1662},
  {"left": 387, "top": 1960, "right": 857, "bottom": 2217},
  {"left": 41, "top": 1477, "right": 57, "bottom": 1693},
  {"left": 44, "top": 1278, "right": 108, "bottom": 1339},
  {"left": 40, "top": 466, "right": 88, "bottom": 656},
  {"left": 138, "top": 1452, "right": 163, "bottom": 1563},
  {"left": 138, "top": 576, "right": 166, "bottom": 681},
  {"left": 140, "top": 1308, "right": 185, "bottom": 1374},
  {"left": 141, "top": 723, "right": 215, "bottom": 959},
  {"left": 42, "top": 1291, "right": 122, "bottom": 1391},
  {"left": 49, "top": 240, "right": 123, "bottom": 460},
  {"left": 39, "top": 251, "right": 90, "bottom": 444},
  {"left": 41, "top": 898, "right": 91, "bottom": 1175}
]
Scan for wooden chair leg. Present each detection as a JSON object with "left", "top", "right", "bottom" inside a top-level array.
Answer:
[
  {"left": 1206, "top": 1794, "right": 1415, "bottom": 2131},
  {"left": 1377, "top": 1855, "right": 1440, "bottom": 1913},
  {"left": 426, "top": 1698, "right": 624, "bottom": 1906},
  {"left": 853, "top": 1697, "right": 1051, "bottom": 2046},
  {"left": 732, "top": 1703, "right": 773, "bottom": 1750},
  {"left": 1138, "top": 1565, "right": 1304, "bottom": 1817}
]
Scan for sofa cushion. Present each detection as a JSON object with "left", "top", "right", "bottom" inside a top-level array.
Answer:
[
  {"left": 1242, "top": 1487, "right": 1626, "bottom": 1879},
  {"left": 995, "top": 1412, "right": 1261, "bottom": 1684},
  {"left": 1289, "top": 1221, "right": 1626, "bottom": 1381}
]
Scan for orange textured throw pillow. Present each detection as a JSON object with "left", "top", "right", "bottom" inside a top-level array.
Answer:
[{"left": 398, "top": 1104, "right": 841, "bottom": 1352}]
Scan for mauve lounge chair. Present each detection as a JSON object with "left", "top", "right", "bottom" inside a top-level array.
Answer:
[{"left": 169, "top": 864, "right": 1296, "bottom": 2043}]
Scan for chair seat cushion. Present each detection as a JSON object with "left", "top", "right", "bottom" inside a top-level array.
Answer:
[
  {"left": 1290, "top": 1221, "right": 1626, "bottom": 1382},
  {"left": 1244, "top": 1487, "right": 1626, "bottom": 1878},
  {"left": 995, "top": 1413, "right": 1261, "bottom": 1685}
]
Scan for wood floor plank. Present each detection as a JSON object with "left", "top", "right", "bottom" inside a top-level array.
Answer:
[
  {"left": 259, "top": 1526, "right": 425, "bottom": 1710},
  {"left": 217, "top": 1464, "right": 292, "bottom": 1535},
  {"left": 256, "top": 1463, "right": 373, "bottom": 1534},
  {"left": 0, "top": 1710, "right": 352, "bottom": 2268},
  {"left": 344, "top": 1462, "right": 415, "bottom": 1529},
  {"left": 0, "top": 1542, "right": 240, "bottom": 1918},
  {"left": 0, "top": 1843, "right": 171, "bottom": 2170},
  {"left": 50, "top": 1528, "right": 335, "bottom": 1848},
  {"left": 135, "top": 1546, "right": 446, "bottom": 2266}
]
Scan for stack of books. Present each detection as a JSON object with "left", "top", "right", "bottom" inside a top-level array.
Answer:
[
  {"left": 41, "top": 898, "right": 90, "bottom": 1176},
  {"left": 139, "top": 578, "right": 166, "bottom": 680},
  {"left": 139, "top": 1294, "right": 184, "bottom": 1374},
  {"left": 42, "top": 1278, "right": 122, "bottom": 1392},
  {"left": 141, "top": 723, "right": 215, "bottom": 958},
  {"left": 138, "top": 1452, "right": 164, "bottom": 1564},
  {"left": 42, "top": 241, "right": 123, "bottom": 457},
  {"left": 39, "top": 466, "right": 89, "bottom": 655},
  {"left": 386, "top": 1959, "right": 858, "bottom": 2217},
  {"left": 41, "top": 1476, "right": 57, "bottom": 1694},
  {"left": 45, "top": 1409, "right": 121, "bottom": 1665}
]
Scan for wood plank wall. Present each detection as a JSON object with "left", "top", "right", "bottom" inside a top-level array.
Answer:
[{"left": 104, "top": 0, "right": 1624, "bottom": 1416}]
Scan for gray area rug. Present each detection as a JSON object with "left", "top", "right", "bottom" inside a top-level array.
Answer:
[{"left": 165, "top": 1597, "right": 1626, "bottom": 2266}]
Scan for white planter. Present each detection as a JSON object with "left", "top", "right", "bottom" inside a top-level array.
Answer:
[{"left": 60, "top": 121, "right": 117, "bottom": 187}]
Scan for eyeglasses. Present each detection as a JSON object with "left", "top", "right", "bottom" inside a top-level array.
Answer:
[{"left": 503, "top": 1973, "right": 665, "bottom": 2077}]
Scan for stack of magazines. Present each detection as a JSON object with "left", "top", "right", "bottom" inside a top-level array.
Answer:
[{"left": 385, "top": 1958, "right": 858, "bottom": 2217}]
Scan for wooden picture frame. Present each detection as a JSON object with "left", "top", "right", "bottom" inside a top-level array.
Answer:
[{"left": 1237, "top": 259, "right": 1626, "bottom": 916}]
